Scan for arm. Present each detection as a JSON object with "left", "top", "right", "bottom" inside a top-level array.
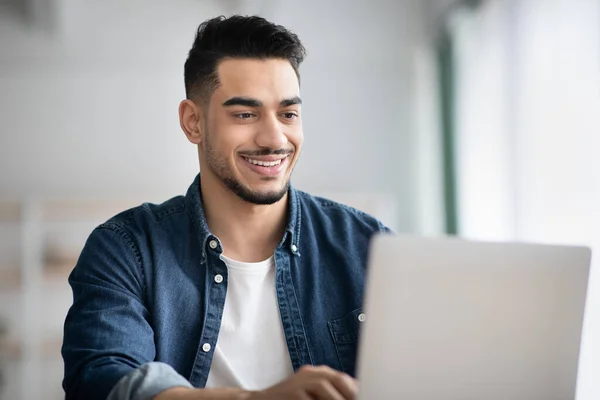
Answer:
[
  {"left": 153, "top": 387, "right": 249, "bottom": 400},
  {"left": 153, "top": 365, "right": 358, "bottom": 400},
  {"left": 62, "top": 224, "right": 190, "bottom": 400},
  {"left": 107, "top": 362, "right": 195, "bottom": 400},
  {"left": 106, "top": 363, "right": 250, "bottom": 400}
]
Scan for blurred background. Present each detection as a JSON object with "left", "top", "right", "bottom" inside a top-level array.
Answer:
[{"left": 0, "top": 0, "right": 598, "bottom": 399}]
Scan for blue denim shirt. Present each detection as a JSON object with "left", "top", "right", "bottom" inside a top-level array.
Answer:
[{"left": 62, "top": 175, "right": 389, "bottom": 400}]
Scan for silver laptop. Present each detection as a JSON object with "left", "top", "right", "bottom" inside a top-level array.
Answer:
[{"left": 357, "top": 235, "right": 591, "bottom": 400}]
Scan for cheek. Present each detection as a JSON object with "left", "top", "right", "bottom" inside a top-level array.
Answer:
[
  {"left": 287, "top": 126, "right": 304, "bottom": 150},
  {"left": 206, "top": 126, "right": 239, "bottom": 156},
  {"left": 288, "top": 131, "right": 303, "bottom": 167}
]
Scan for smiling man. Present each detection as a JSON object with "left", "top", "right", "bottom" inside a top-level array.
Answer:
[{"left": 62, "top": 15, "right": 390, "bottom": 400}]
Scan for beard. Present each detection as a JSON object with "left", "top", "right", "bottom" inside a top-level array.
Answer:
[
  {"left": 203, "top": 132, "right": 293, "bottom": 205},
  {"left": 221, "top": 176, "right": 290, "bottom": 205}
]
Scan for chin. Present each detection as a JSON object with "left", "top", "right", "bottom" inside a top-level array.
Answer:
[{"left": 223, "top": 176, "right": 290, "bottom": 205}]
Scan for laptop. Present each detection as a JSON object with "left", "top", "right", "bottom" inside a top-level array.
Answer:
[{"left": 357, "top": 235, "right": 591, "bottom": 400}]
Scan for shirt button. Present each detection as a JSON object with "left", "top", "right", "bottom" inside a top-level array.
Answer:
[
  {"left": 291, "top": 244, "right": 298, "bottom": 252},
  {"left": 209, "top": 240, "right": 218, "bottom": 249},
  {"left": 358, "top": 313, "right": 366, "bottom": 322},
  {"left": 202, "top": 343, "right": 211, "bottom": 352},
  {"left": 214, "top": 274, "right": 223, "bottom": 284}
]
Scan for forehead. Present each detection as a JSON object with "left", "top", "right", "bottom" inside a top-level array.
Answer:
[{"left": 213, "top": 58, "right": 300, "bottom": 103}]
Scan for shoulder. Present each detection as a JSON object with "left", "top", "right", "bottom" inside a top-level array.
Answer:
[
  {"left": 295, "top": 190, "right": 391, "bottom": 235},
  {"left": 99, "top": 195, "right": 188, "bottom": 237}
]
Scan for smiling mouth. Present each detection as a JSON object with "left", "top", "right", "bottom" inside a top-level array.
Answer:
[
  {"left": 241, "top": 156, "right": 286, "bottom": 167},
  {"left": 239, "top": 154, "right": 290, "bottom": 177}
]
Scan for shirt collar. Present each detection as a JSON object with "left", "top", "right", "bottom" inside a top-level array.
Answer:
[{"left": 185, "top": 174, "right": 301, "bottom": 260}]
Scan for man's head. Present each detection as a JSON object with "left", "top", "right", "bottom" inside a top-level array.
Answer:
[{"left": 179, "top": 16, "right": 306, "bottom": 205}]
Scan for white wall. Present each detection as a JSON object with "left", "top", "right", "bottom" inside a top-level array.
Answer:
[
  {"left": 0, "top": 0, "right": 220, "bottom": 201},
  {"left": 0, "top": 0, "right": 425, "bottom": 232},
  {"left": 511, "top": 2, "right": 600, "bottom": 398},
  {"left": 451, "top": 0, "right": 600, "bottom": 398}
]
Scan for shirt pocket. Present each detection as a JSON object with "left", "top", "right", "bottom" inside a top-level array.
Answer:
[{"left": 327, "top": 307, "right": 365, "bottom": 376}]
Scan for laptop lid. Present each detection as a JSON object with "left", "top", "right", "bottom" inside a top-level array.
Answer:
[{"left": 357, "top": 235, "right": 591, "bottom": 400}]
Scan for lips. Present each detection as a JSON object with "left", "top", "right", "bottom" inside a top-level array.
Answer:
[
  {"left": 244, "top": 157, "right": 284, "bottom": 167},
  {"left": 240, "top": 155, "right": 289, "bottom": 176}
]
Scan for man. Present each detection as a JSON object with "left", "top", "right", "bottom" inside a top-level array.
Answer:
[{"left": 62, "top": 15, "right": 390, "bottom": 400}]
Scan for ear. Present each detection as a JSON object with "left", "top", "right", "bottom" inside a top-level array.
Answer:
[{"left": 179, "top": 99, "right": 205, "bottom": 145}]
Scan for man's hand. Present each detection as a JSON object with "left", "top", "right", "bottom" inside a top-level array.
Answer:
[
  {"left": 246, "top": 365, "right": 358, "bottom": 400},
  {"left": 154, "top": 365, "right": 358, "bottom": 400}
]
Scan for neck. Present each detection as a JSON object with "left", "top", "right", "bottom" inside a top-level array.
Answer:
[{"left": 200, "top": 172, "right": 288, "bottom": 263}]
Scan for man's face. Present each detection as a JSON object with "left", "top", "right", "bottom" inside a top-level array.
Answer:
[{"left": 200, "top": 58, "right": 303, "bottom": 205}]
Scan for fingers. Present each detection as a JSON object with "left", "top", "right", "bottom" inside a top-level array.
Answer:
[
  {"left": 327, "top": 371, "right": 358, "bottom": 400},
  {"left": 299, "top": 365, "right": 358, "bottom": 400},
  {"left": 306, "top": 379, "right": 346, "bottom": 400}
]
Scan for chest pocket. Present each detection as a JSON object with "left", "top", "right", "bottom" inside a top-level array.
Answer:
[{"left": 327, "top": 307, "right": 365, "bottom": 376}]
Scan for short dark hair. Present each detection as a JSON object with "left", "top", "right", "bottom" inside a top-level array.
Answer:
[{"left": 184, "top": 15, "right": 307, "bottom": 102}]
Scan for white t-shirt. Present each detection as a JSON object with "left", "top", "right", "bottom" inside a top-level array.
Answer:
[{"left": 205, "top": 254, "right": 294, "bottom": 390}]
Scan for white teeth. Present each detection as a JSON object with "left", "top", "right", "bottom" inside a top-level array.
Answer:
[{"left": 245, "top": 157, "right": 283, "bottom": 167}]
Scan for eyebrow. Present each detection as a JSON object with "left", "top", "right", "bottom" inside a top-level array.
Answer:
[
  {"left": 222, "top": 96, "right": 302, "bottom": 108},
  {"left": 222, "top": 97, "right": 262, "bottom": 107},
  {"left": 280, "top": 96, "right": 302, "bottom": 107}
]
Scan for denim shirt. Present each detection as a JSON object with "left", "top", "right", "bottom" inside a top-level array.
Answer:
[{"left": 62, "top": 175, "right": 390, "bottom": 400}]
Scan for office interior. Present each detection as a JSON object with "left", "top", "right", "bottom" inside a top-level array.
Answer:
[{"left": 0, "top": 0, "right": 598, "bottom": 399}]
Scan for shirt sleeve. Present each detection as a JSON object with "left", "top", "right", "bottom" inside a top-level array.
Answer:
[
  {"left": 107, "top": 362, "right": 194, "bottom": 400},
  {"left": 62, "top": 224, "right": 160, "bottom": 400}
]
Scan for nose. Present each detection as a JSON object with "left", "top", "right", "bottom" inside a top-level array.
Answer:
[{"left": 255, "top": 113, "right": 288, "bottom": 150}]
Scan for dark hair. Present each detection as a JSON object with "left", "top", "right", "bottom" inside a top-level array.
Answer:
[{"left": 184, "top": 15, "right": 306, "bottom": 102}]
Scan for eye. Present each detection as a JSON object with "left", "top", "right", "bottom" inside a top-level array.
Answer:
[
  {"left": 235, "top": 112, "right": 255, "bottom": 119},
  {"left": 281, "top": 112, "right": 298, "bottom": 120}
]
